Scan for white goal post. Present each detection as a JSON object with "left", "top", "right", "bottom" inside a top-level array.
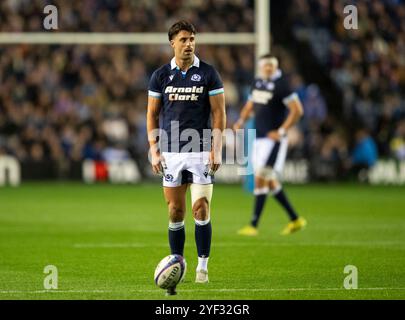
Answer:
[{"left": 0, "top": 32, "right": 255, "bottom": 45}]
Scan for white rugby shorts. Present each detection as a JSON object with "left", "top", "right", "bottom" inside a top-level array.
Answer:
[
  {"left": 251, "top": 137, "right": 288, "bottom": 176},
  {"left": 161, "top": 151, "right": 213, "bottom": 187}
]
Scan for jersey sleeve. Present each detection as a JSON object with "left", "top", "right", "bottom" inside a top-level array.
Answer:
[
  {"left": 207, "top": 67, "right": 224, "bottom": 96},
  {"left": 280, "top": 79, "right": 298, "bottom": 106},
  {"left": 148, "top": 70, "right": 162, "bottom": 98}
]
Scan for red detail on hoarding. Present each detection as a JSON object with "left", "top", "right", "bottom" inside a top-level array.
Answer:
[{"left": 94, "top": 161, "right": 108, "bottom": 181}]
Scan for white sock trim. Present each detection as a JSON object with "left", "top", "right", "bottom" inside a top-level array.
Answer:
[
  {"left": 168, "top": 221, "right": 185, "bottom": 231},
  {"left": 194, "top": 217, "right": 210, "bottom": 226},
  {"left": 254, "top": 187, "right": 269, "bottom": 195}
]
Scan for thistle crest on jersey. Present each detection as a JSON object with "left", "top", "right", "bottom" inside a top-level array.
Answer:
[{"left": 191, "top": 74, "right": 202, "bottom": 81}]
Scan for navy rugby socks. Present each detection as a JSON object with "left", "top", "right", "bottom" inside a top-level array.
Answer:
[
  {"left": 273, "top": 188, "right": 299, "bottom": 221},
  {"left": 251, "top": 188, "right": 269, "bottom": 227},
  {"left": 195, "top": 219, "right": 212, "bottom": 258},
  {"left": 168, "top": 221, "right": 185, "bottom": 256}
]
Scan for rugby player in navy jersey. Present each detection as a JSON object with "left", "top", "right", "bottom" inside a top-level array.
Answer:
[
  {"left": 234, "top": 54, "right": 307, "bottom": 236},
  {"left": 147, "top": 21, "right": 226, "bottom": 285}
]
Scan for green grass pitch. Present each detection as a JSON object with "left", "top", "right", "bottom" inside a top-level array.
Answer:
[{"left": 0, "top": 182, "right": 404, "bottom": 300}]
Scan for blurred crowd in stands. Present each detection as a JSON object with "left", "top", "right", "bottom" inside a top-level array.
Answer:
[
  {"left": 0, "top": 43, "right": 258, "bottom": 167},
  {"left": 0, "top": 0, "right": 254, "bottom": 33},
  {"left": 0, "top": 0, "right": 404, "bottom": 181},
  {"left": 290, "top": 0, "right": 405, "bottom": 178}
]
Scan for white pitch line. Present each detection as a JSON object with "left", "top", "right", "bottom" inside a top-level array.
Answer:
[
  {"left": 1, "top": 287, "right": 405, "bottom": 294},
  {"left": 73, "top": 243, "right": 161, "bottom": 248},
  {"left": 73, "top": 241, "right": 405, "bottom": 249}
]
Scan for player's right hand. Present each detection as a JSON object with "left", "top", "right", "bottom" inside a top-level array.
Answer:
[
  {"left": 151, "top": 151, "right": 166, "bottom": 176},
  {"left": 267, "top": 130, "right": 281, "bottom": 141}
]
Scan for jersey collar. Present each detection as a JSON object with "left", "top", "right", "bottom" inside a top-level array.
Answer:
[{"left": 170, "top": 55, "right": 200, "bottom": 70}]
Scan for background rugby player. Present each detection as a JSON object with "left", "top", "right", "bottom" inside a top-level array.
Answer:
[{"left": 234, "top": 54, "right": 307, "bottom": 236}]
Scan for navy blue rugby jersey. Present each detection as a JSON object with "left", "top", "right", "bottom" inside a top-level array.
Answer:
[
  {"left": 248, "top": 70, "right": 298, "bottom": 138},
  {"left": 148, "top": 55, "right": 224, "bottom": 152}
]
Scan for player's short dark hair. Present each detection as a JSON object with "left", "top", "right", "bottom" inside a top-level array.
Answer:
[
  {"left": 259, "top": 53, "right": 277, "bottom": 60},
  {"left": 168, "top": 20, "right": 196, "bottom": 41}
]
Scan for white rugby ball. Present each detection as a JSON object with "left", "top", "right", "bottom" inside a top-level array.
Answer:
[{"left": 154, "top": 254, "right": 187, "bottom": 289}]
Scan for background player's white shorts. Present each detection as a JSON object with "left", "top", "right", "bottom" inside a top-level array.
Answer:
[
  {"left": 162, "top": 152, "right": 213, "bottom": 187},
  {"left": 251, "top": 137, "right": 288, "bottom": 177}
]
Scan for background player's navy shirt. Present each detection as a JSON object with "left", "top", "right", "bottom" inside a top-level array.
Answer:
[
  {"left": 249, "top": 70, "right": 297, "bottom": 138},
  {"left": 148, "top": 55, "right": 224, "bottom": 152}
]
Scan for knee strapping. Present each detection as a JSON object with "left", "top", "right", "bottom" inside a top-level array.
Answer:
[
  {"left": 190, "top": 183, "right": 213, "bottom": 222},
  {"left": 256, "top": 167, "right": 278, "bottom": 181},
  {"left": 190, "top": 184, "right": 213, "bottom": 207}
]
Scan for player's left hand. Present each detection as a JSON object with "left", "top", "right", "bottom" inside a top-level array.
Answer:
[
  {"left": 267, "top": 130, "right": 281, "bottom": 141},
  {"left": 208, "top": 150, "right": 222, "bottom": 176}
]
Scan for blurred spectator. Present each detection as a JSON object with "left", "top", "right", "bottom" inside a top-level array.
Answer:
[
  {"left": 311, "top": 130, "right": 348, "bottom": 180},
  {"left": 390, "top": 120, "right": 405, "bottom": 160},
  {"left": 302, "top": 84, "right": 327, "bottom": 125},
  {"left": 102, "top": 144, "right": 131, "bottom": 162},
  {"left": 349, "top": 127, "right": 378, "bottom": 180}
]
